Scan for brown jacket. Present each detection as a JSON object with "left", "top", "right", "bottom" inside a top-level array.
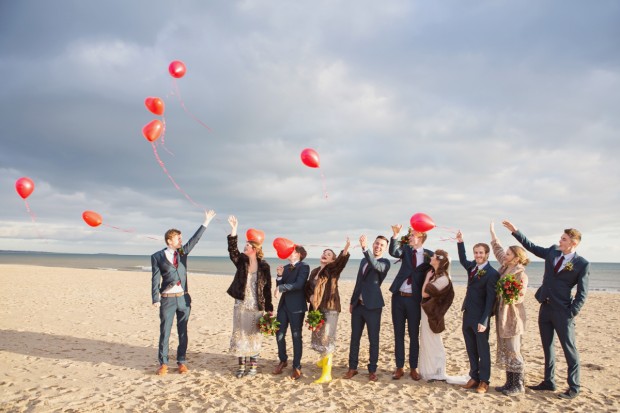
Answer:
[
  {"left": 421, "top": 272, "right": 455, "bottom": 334},
  {"left": 492, "top": 239, "right": 528, "bottom": 338},
  {"left": 304, "top": 250, "right": 350, "bottom": 313},
  {"left": 226, "top": 235, "right": 273, "bottom": 312}
]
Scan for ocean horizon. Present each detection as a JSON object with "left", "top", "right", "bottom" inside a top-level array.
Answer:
[{"left": 2, "top": 250, "right": 618, "bottom": 292}]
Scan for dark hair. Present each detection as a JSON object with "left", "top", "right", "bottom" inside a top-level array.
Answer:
[
  {"left": 375, "top": 235, "right": 389, "bottom": 245},
  {"left": 433, "top": 249, "right": 450, "bottom": 277},
  {"left": 473, "top": 242, "right": 490, "bottom": 254},
  {"left": 323, "top": 249, "right": 336, "bottom": 259},
  {"left": 295, "top": 245, "right": 307, "bottom": 261},
  {"left": 164, "top": 229, "right": 181, "bottom": 245}
]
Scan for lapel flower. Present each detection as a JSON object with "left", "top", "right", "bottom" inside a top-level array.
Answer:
[
  {"left": 477, "top": 269, "right": 486, "bottom": 279},
  {"left": 177, "top": 247, "right": 185, "bottom": 256},
  {"left": 563, "top": 262, "right": 574, "bottom": 272}
]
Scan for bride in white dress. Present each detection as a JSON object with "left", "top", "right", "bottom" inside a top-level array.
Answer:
[{"left": 419, "top": 249, "right": 468, "bottom": 385}]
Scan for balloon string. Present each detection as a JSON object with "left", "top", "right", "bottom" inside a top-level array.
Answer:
[
  {"left": 103, "top": 223, "right": 134, "bottom": 233},
  {"left": 151, "top": 142, "right": 204, "bottom": 209},
  {"left": 159, "top": 117, "right": 175, "bottom": 156},
  {"left": 320, "top": 170, "right": 329, "bottom": 199},
  {"left": 171, "top": 79, "right": 213, "bottom": 132},
  {"left": 24, "top": 200, "right": 37, "bottom": 224}
]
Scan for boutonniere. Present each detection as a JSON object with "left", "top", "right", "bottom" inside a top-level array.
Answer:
[
  {"left": 177, "top": 247, "right": 185, "bottom": 256},
  {"left": 476, "top": 269, "right": 486, "bottom": 279},
  {"left": 563, "top": 262, "right": 574, "bottom": 272}
]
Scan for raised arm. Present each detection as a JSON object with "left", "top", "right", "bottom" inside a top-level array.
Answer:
[
  {"left": 389, "top": 224, "right": 404, "bottom": 258},
  {"left": 182, "top": 209, "right": 215, "bottom": 254},
  {"left": 456, "top": 230, "right": 473, "bottom": 270},
  {"left": 504, "top": 221, "right": 552, "bottom": 260},
  {"left": 490, "top": 221, "right": 506, "bottom": 262}
]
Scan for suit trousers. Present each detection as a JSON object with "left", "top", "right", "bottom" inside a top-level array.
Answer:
[
  {"left": 462, "top": 312, "right": 491, "bottom": 383},
  {"left": 276, "top": 303, "right": 305, "bottom": 369},
  {"left": 158, "top": 294, "right": 191, "bottom": 365},
  {"left": 538, "top": 303, "right": 580, "bottom": 392},
  {"left": 348, "top": 303, "right": 382, "bottom": 373},
  {"left": 391, "top": 294, "right": 421, "bottom": 369}
]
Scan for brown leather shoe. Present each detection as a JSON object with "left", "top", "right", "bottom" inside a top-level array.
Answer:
[
  {"left": 290, "top": 368, "right": 302, "bottom": 380},
  {"left": 409, "top": 369, "right": 421, "bottom": 381},
  {"left": 369, "top": 372, "right": 378, "bottom": 382},
  {"left": 156, "top": 364, "right": 168, "bottom": 376},
  {"left": 461, "top": 378, "right": 480, "bottom": 389},
  {"left": 392, "top": 368, "right": 404, "bottom": 380},
  {"left": 177, "top": 363, "right": 189, "bottom": 374},
  {"left": 343, "top": 369, "right": 358, "bottom": 379},
  {"left": 272, "top": 361, "right": 287, "bottom": 375},
  {"left": 476, "top": 381, "right": 489, "bottom": 393}
]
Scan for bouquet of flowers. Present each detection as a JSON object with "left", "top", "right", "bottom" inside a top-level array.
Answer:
[
  {"left": 305, "top": 310, "right": 325, "bottom": 332},
  {"left": 258, "top": 312, "right": 280, "bottom": 336},
  {"left": 496, "top": 273, "right": 524, "bottom": 305}
]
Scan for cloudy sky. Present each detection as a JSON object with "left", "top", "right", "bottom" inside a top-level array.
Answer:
[{"left": 1, "top": 1, "right": 619, "bottom": 262}]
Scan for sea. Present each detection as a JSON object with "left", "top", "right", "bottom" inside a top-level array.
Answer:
[{"left": 1, "top": 250, "right": 618, "bottom": 292}]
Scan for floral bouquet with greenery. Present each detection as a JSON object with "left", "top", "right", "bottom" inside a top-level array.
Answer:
[
  {"left": 305, "top": 310, "right": 325, "bottom": 332},
  {"left": 258, "top": 312, "right": 280, "bottom": 336},
  {"left": 496, "top": 273, "right": 524, "bottom": 305}
]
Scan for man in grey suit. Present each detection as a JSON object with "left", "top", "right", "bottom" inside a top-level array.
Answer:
[
  {"left": 456, "top": 230, "right": 500, "bottom": 394},
  {"left": 343, "top": 235, "right": 391, "bottom": 382},
  {"left": 151, "top": 210, "right": 216, "bottom": 376},
  {"left": 272, "top": 245, "right": 310, "bottom": 380},
  {"left": 388, "top": 225, "right": 433, "bottom": 381},
  {"left": 503, "top": 221, "right": 589, "bottom": 400}
]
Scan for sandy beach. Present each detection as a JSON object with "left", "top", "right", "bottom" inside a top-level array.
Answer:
[{"left": 1, "top": 264, "right": 619, "bottom": 412}]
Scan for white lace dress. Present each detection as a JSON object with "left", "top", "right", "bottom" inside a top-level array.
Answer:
[{"left": 419, "top": 276, "right": 468, "bottom": 384}]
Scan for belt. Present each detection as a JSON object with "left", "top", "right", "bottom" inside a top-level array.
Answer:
[
  {"left": 161, "top": 292, "right": 186, "bottom": 298},
  {"left": 399, "top": 292, "right": 413, "bottom": 297}
]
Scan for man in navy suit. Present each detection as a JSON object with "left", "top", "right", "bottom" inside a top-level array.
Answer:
[
  {"left": 151, "top": 210, "right": 216, "bottom": 376},
  {"left": 456, "top": 230, "right": 500, "bottom": 394},
  {"left": 503, "top": 221, "right": 590, "bottom": 400},
  {"left": 388, "top": 225, "right": 433, "bottom": 381},
  {"left": 272, "top": 245, "right": 310, "bottom": 380},
  {"left": 343, "top": 234, "right": 391, "bottom": 382}
]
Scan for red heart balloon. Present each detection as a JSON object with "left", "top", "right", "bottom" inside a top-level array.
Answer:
[
  {"left": 145, "top": 97, "right": 165, "bottom": 116},
  {"left": 169, "top": 60, "right": 186, "bottom": 78},
  {"left": 15, "top": 177, "right": 35, "bottom": 199},
  {"left": 142, "top": 119, "right": 163, "bottom": 142},
  {"left": 82, "top": 210, "right": 103, "bottom": 227},
  {"left": 410, "top": 212, "right": 436, "bottom": 233},
  {"left": 273, "top": 237, "right": 296, "bottom": 259},
  {"left": 300, "top": 148, "right": 320, "bottom": 168},
  {"left": 246, "top": 228, "right": 265, "bottom": 244}
]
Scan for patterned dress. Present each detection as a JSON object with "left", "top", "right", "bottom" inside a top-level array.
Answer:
[{"left": 229, "top": 271, "right": 263, "bottom": 356}]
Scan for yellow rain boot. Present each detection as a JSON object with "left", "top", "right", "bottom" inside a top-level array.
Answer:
[
  {"left": 314, "top": 354, "right": 332, "bottom": 384},
  {"left": 316, "top": 356, "right": 325, "bottom": 368}
]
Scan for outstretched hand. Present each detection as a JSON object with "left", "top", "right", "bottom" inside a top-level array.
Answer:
[
  {"left": 359, "top": 235, "right": 368, "bottom": 250},
  {"left": 502, "top": 220, "right": 518, "bottom": 233},
  {"left": 456, "top": 230, "right": 463, "bottom": 243},
  {"left": 391, "top": 224, "right": 402, "bottom": 237},
  {"left": 204, "top": 209, "right": 216, "bottom": 226}
]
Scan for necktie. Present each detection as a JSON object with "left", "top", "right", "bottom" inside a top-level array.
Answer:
[
  {"left": 407, "top": 250, "right": 418, "bottom": 285},
  {"left": 173, "top": 251, "right": 179, "bottom": 268},
  {"left": 554, "top": 256, "right": 564, "bottom": 273},
  {"left": 469, "top": 266, "right": 477, "bottom": 279}
]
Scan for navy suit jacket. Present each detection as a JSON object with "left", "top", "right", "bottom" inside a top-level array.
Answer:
[
  {"left": 513, "top": 230, "right": 589, "bottom": 317},
  {"left": 388, "top": 238, "right": 433, "bottom": 303},
  {"left": 277, "top": 261, "right": 310, "bottom": 314},
  {"left": 151, "top": 225, "right": 206, "bottom": 304},
  {"left": 457, "top": 242, "right": 500, "bottom": 327},
  {"left": 350, "top": 250, "right": 391, "bottom": 310}
]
